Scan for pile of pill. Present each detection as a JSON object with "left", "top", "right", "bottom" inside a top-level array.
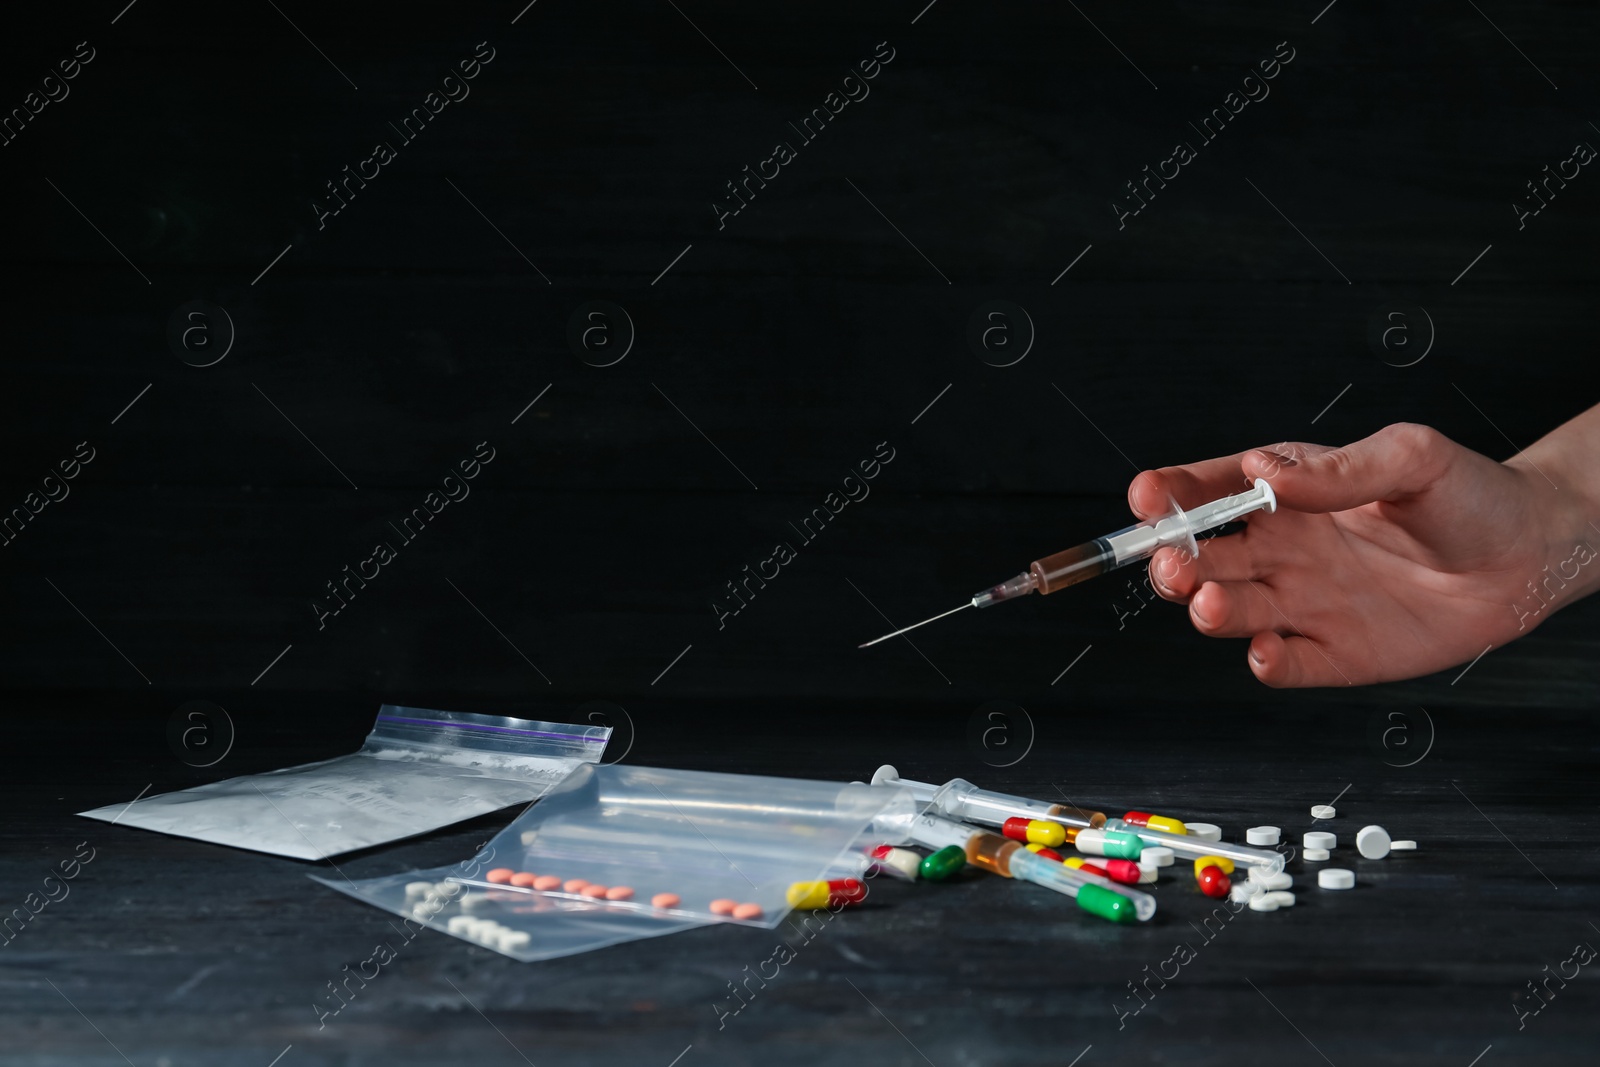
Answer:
[{"left": 1025, "top": 803, "right": 1419, "bottom": 919}]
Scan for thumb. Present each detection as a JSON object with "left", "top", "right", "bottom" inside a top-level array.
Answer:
[{"left": 1240, "top": 423, "right": 1450, "bottom": 514}]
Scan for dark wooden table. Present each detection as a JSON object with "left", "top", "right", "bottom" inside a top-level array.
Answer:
[{"left": 7, "top": 659, "right": 1600, "bottom": 1067}]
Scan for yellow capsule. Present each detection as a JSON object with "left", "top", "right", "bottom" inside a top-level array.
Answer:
[
  {"left": 1192, "top": 854, "right": 1235, "bottom": 878},
  {"left": 1063, "top": 856, "right": 1086, "bottom": 869},
  {"left": 1002, "top": 817, "right": 1067, "bottom": 847},
  {"left": 1145, "top": 814, "right": 1187, "bottom": 835},
  {"left": 785, "top": 881, "right": 831, "bottom": 909}
]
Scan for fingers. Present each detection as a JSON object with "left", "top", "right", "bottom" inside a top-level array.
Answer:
[
  {"left": 1187, "top": 580, "right": 1284, "bottom": 638},
  {"left": 1148, "top": 534, "right": 1256, "bottom": 602},
  {"left": 1128, "top": 455, "right": 1256, "bottom": 519},
  {"left": 1241, "top": 423, "right": 1455, "bottom": 514},
  {"left": 1247, "top": 631, "right": 1348, "bottom": 688}
]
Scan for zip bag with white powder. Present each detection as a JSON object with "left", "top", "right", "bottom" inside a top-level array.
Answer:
[{"left": 79, "top": 705, "right": 609, "bottom": 860}]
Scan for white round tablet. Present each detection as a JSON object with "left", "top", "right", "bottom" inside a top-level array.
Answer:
[
  {"left": 1318, "top": 868, "right": 1355, "bottom": 890},
  {"left": 1356, "top": 825, "right": 1391, "bottom": 859},
  {"left": 1246, "top": 826, "right": 1281, "bottom": 846},
  {"left": 1137, "top": 865, "right": 1159, "bottom": 883},
  {"left": 1266, "top": 890, "right": 1295, "bottom": 907},
  {"left": 1230, "top": 882, "right": 1261, "bottom": 903},
  {"left": 1141, "top": 846, "right": 1175, "bottom": 867},
  {"left": 1390, "top": 840, "right": 1418, "bottom": 851},
  {"left": 1303, "top": 847, "right": 1330, "bottom": 861},
  {"left": 405, "top": 880, "right": 434, "bottom": 899},
  {"left": 1251, "top": 871, "right": 1292, "bottom": 890},
  {"left": 1303, "top": 831, "right": 1336, "bottom": 850},
  {"left": 1310, "top": 804, "right": 1336, "bottom": 819},
  {"left": 1188, "top": 822, "right": 1222, "bottom": 841},
  {"left": 1248, "top": 894, "right": 1280, "bottom": 912}
]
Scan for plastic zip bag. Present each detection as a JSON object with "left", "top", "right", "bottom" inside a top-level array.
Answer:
[
  {"left": 316, "top": 767, "right": 915, "bottom": 960},
  {"left": 79, "top": 706, "right": 609, "bottom": 860}
]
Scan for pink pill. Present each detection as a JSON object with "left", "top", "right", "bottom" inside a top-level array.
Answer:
[
  {"left": 563, "top": 879, "right": 590, "bottom": 893},
  {"left": 732, "top": 903, "right": 764, "bottom": 921},
  {"left": 509, "top": 872, "right": 538, "bottom": 888},
  {"left": 532, "top": 875, "right": 562, "bottom": 891},
  {"left": 708, "top": 898, "right": 738, "bottom": 916},
  {"left": 651, "top": 893, "right": 681, "bottom": 909},
  {"left": 605, "top": 886, "right": 635, "bottom": 901},
  {"left": 579, "top": 884, "right": 610, "bottom": 899},
  {"left": 486, "top": 868, "right": 516, "bottom": 884}
]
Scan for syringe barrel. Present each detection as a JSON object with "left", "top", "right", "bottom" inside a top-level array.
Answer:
[
  {"left": 1101, "top": 480, "right": 1277, "bottom": 567},
  {"left": 1029, "top": 537, "right": 1117, "bottom": 594},
  {"left": 934, "top": 780, "right": 1048, "bottom": 825},
  {"left": 933, "top": 780, "right": 1106, "bottom": 831},
  {"left": 1010, "top": 849, "right": 1156, "bottom": 921},
  {"left": 1104, "top": 819, "right": 1284, "bottom": 873},
  {"left": 905, "top": 812, "right": 979, "bottom": 854}
]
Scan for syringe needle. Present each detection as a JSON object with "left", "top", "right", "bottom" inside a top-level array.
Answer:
[
  {"left": 859, "top": 601, "right": 973, "bottom": 648},
  {"left": 856, "top": 481, "right": 1278, "bottom": 649}
]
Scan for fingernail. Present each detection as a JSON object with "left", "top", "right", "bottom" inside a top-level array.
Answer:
[
  {"left": 1256, "top": 450, "right": 1296, "bottom": 468},
  {"left": 1249, "top": 648, "right": 1266, "bottom": 667}
]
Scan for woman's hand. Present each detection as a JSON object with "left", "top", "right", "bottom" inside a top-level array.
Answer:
[{"left": 1128, "top": 421, "right": 1597, "bottom": 687}]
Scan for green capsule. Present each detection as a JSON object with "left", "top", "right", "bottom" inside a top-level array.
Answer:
[
  {"left": 1099, "top": 829, "right": 1145, "bottom": 860},
  {"left": 1076, "top": 883, "right": 1137, "bottom": 923},
  {"left": 919, "top": 844, "right": 967, "bottom": 881}
]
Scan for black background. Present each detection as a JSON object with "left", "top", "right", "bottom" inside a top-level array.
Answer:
[{"left": 3, "top": 2, "right": 1599, "bottom": 1065}]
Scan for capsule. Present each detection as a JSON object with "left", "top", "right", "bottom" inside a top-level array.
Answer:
[
  {"left": 1099, "top": 859, "right": 1145, "bottom": 885},
  {"left": 1192, "top": 854, "right": 1236, "bottom": 878},
  {"left": 1073, "top": 827, "right": 1145, "bottom": 860},
  {"left": 1198, "top": 865, "right": 1231, "bottom": 899},
  {"left": 1064, "top": 856, "right": 1109, "bottom": 878},
  {"left": 919, "top": 844, "right": 967, "bottom": 881},
  {"left": 1002, "top": 817, "right": 1067, "bottom": 847},
  {"left": 786, "top": 878, "right": 868, "bottom": 910},
  {"left": 1024, "top": 843, "right": 1065, "bottom": 862},
  {"left": 1123, "top": 810, "right": 1189, "bottom": 835},
  {"left": 868, "top": 844, "right": 922, "bottom": 880},
  {"left": 1068, "top": 855, "right": 1142, "bottom": 885}
]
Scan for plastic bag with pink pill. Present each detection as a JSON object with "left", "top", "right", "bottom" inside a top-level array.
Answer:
[
  {"left": 314, "top": 765, "right": 917, "bottom": 961},
  {"left": 79, "top": 706, "right": 609, "bottom": 860}
]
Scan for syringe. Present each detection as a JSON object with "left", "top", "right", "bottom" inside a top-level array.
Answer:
[
  {"left": 1100, "top": 825, "right": 1286, "bottom": 870},
  {"left": 1103, "top": 818, "right": 1284, "bottom": 873},
  {"left": 904, "top": 812, "right": 1155, "bottom": 923},
  {"left": 859, "top": 478, "right": 1277, "bottom": 647},
  {"left": 872, "top": 765, "right": 1108, "bottom": 831}
]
